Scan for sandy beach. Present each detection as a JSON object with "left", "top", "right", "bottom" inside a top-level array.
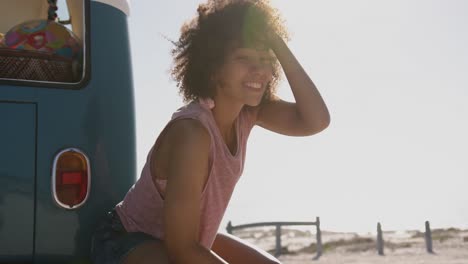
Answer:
[{"left": 232, "top": 227, "right": 468, "bottom": 264}]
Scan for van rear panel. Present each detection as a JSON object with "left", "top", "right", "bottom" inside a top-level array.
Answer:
[
  {"left": 0, "top": 102, "right": 36, "bottom": 263},
  {"left": 33, "top": 2, "right": 136, "bottom": 263},
  {"left": 0, "top": 1, "right": 136, "bottom": 263}
]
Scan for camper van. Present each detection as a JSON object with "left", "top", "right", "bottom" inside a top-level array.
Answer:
[{"left": 0, "top": 0, "right": 136, "bottom": 263}]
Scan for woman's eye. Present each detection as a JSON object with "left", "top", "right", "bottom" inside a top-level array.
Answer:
[
  {"left": 236, "top": 55, "right": 252, "bottom": 61},
  {"left": 234, "top": 54, "right": 274, "bottom": 68}
]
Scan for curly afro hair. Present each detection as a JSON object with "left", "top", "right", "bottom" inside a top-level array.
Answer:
[{"left": 171, "top": 0, "right": 289, "bottom": 104}]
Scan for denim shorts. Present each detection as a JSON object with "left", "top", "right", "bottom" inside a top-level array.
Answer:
[{"left": 90, "top": 208, "right": 160, "bottom": 264}]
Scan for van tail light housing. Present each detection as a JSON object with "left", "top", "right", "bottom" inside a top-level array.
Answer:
[{"left": 52, "top": 148, "right": 91, "bottom": 209}]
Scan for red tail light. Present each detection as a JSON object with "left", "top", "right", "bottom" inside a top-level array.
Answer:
[{"left": 52, "top": 148, "right": 90, "bottom": 209}]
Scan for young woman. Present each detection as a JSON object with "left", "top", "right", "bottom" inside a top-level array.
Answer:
[{"left": 91, "top": 0, "right": 330, "bottom": 263}]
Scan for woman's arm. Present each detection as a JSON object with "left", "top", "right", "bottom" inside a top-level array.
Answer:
[
  {"left": 212, "top": 233, "right": 281, "bottom": 264},
  {"left": 161, "top": 119, "right": 228, "bottom": 264},
  {"left": 257, "top": 34, "right": 330, "bottom": 136}
]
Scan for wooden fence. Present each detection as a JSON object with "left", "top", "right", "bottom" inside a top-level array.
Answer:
[
  {"left": 226, "top": 219, "right": 439, "bottom": 260},
  {"left": 376, "top": 221, "right": 436, "bottom": 255},
  {"left": 226, "top": 217, "right": 322, "bottom": 260}
]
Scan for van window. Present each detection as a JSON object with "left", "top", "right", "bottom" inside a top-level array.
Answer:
[{"left": 0, "top": 0, "right": 87, "bottom": 86}]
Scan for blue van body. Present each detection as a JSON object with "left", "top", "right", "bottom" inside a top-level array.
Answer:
[{"left": 0, "top": 1, "right": 136, "bottom": 263}]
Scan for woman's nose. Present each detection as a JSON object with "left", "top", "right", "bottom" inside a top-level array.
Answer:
[{"left": 249, "top": 60, "right": 271, "bottom": 74}]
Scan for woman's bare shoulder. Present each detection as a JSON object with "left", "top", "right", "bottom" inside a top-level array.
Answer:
[
  {"left": 152, "top": 118, "right": 211, "bottom": 172},
  {"left": 165, "top": 118, "right": 210, "bottom": 148}
]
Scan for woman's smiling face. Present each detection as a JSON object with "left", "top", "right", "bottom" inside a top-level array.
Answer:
[{"left": 213, "top": 43, "right": 275, "bottom": 107}]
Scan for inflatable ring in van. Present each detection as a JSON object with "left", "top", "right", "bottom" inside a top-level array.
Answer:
[{"left": 4, "top": 19, "right": 82, "bottom": 59}]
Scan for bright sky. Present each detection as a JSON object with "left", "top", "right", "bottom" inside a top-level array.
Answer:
[{"left": 128, "top": 0, "right": 468, "bottom": 234}]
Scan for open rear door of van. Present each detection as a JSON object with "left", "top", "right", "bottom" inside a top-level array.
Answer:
[{"left": 0, "top": 102, "right": 36, "bottom": 263}]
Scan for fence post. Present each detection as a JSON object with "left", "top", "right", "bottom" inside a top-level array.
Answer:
[
  {"left": 425, "top": 221, "right": 434, "bottom": 254},
  {"left": 313, "top": 216, "right": 322, "bottom": 260},
  {"left": 226, "top": 221, "right": 233, "bottom": 235},
  {"left": 226, "top": 220, "right": 321, "bottom": 259},
  {"left": 275, "top": 224, "right": 282, "bottom": 257},
  {"left": 377, "top": 222, "right": 384, "bottom": 256}
]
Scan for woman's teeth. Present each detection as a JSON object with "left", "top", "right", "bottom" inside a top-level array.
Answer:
[{"left": 245, "top": 82, "right": 262, "bottom": 89}]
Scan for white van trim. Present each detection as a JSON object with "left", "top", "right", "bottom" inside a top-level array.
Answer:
[{"left": 92, "top": 0, "right": 130, "bottom": 16}]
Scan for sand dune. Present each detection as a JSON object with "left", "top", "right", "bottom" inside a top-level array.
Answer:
[{"left": 232, "top": 227, "right": 468, "bottom": 263}]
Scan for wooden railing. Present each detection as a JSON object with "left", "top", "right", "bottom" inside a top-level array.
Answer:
[
  {"left": 226, "top": 217, "right": 322, "bottom": 260},
  {"left": 376, "top": 220, "right": 436, "bottom": 255}
]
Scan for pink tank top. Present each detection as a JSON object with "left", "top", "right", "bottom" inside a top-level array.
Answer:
[{"left": 115, "top": 101, "right": 258, "bottom": 249}]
